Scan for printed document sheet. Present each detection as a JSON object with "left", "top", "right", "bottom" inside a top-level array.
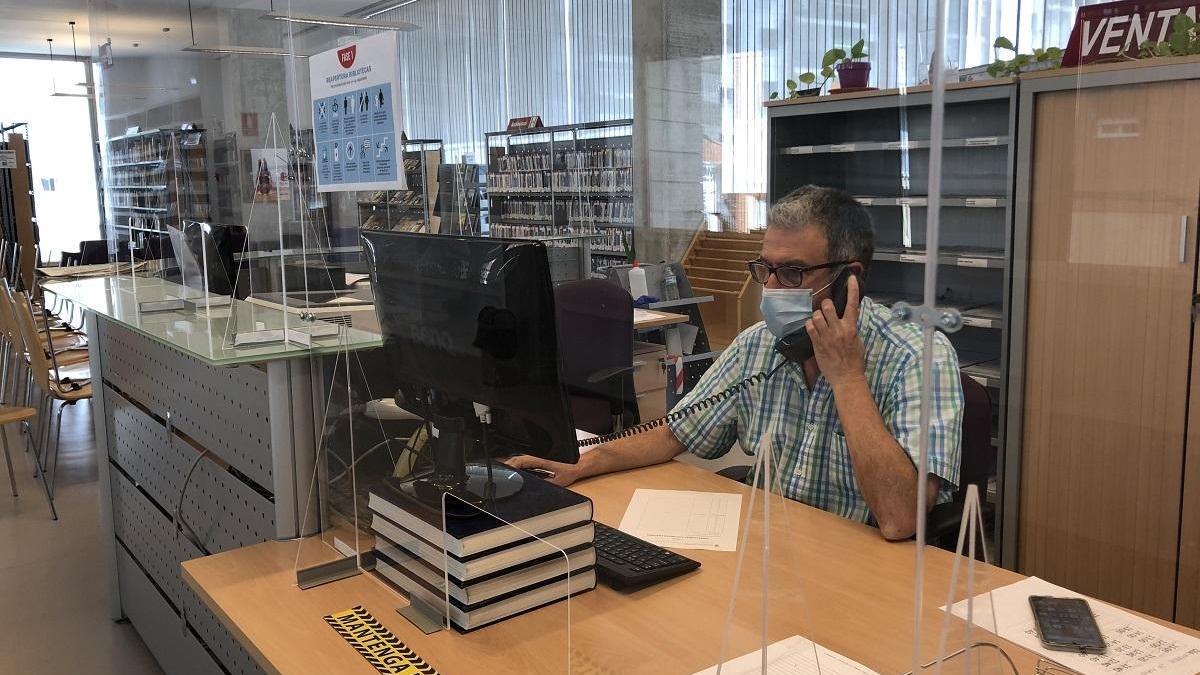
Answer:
[
  {"left": 692, "top": 635, "right": 879, "bottom": 675},
  {"left": 618, "top": 489, "right": 741, "bottom": 551},
  {"left": 947, "top": 576, "right": 1200, "bottom": 675}
]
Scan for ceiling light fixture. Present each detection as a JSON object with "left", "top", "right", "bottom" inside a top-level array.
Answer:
[
  {"left": 181, "top": 0, "right": 310, "bottom": 58},
  {"left": 46, "top": 38, "right": 90, "bottom": 97},
  {"left": 73, "top": 82, "right": 180, "bottom": 93},
  {"left": 362, "top": 1, "right": 421, "bottom": 20},
  {"left": 50, "top": 22, "right": 92, "bottom": 97},
  {"left": 69, "top": 21, "right": 81, "bottom": 62},
  {"left": 181, "top": 45, "right": 309, "bottom": 58},
  {"left": 262, "top": 11, "right": 419, "bottom": 31}
]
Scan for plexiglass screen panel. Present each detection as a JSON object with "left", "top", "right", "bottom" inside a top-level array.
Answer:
[{"left": 82, "top": 0, "right": 1200, "bottom": 673}]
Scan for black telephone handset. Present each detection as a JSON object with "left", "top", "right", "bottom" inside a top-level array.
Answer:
[
  {"left": 577, "top": 267, "right": 858, "bottom": 449},
  {"left": 774, "top": 267, "right": 856, "bottom": 364}
]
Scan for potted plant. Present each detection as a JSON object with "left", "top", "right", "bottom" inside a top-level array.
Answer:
[
  {"left": 768, "top": 39, "right": 870, "bottom": 99},
  {"left": 826, "top": 39, "right": 870, "bottom": 89}
]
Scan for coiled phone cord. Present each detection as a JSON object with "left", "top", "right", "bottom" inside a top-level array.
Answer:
[{"left": 578, "top": 359, "right": 790, "bottom": 447}]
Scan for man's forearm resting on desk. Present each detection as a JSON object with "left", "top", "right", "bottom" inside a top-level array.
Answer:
[{"left": 506, "top": 426, "right": 684, "bottom": 487}]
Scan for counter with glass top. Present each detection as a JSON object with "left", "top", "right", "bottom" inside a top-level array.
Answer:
[{"left": 43, "top": 273, "right": 382, "bottom": 634}]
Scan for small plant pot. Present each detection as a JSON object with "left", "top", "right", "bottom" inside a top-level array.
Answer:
[
  {"left": 791, "top": 88, "right": 821, "bottom": 98},
  {"left": 836, "top": 61, "right": 871, "bottom": 88}
]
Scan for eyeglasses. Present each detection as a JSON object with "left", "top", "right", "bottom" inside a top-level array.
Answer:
[{"left": 747, "top": 258, "right": 852, "bottom": 289}]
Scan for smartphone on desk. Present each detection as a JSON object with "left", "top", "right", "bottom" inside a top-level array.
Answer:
[{"left": 1029, "top": 595, "right": 1107, "bottom": 654}]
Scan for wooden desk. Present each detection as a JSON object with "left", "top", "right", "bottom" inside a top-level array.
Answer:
[
  {"left": 180, "top": 462, "right": 1090, "bottom": 674},
  {"left": 633, "top": 308, "right": 690, "bottom": 330}
]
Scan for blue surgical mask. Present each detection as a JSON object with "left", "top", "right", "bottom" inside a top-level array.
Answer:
[{"left": 760, "top": 287, "right": 813, "bottom": 339}]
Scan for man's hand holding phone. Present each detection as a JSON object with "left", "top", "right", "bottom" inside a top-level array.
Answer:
[{"left": 808, "top": 274, "right": 866, "bottom": 388}]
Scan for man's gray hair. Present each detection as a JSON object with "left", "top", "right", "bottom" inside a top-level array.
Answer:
[{"left": 768, "top": 185, "right": 874, "bottom": 271}]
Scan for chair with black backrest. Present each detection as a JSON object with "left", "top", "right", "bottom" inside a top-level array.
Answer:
[
  {"left": 77, "top": 240, "right": 110, "bottom": 265},
  {"left": 554, "top": 279, "right": 639, "bottom": 436},
  {"left": 926, "top": 372, "right": 995, "bottom": 552},
  {"left": 716, "top": 370, "right": 995, "bottom": 546}
]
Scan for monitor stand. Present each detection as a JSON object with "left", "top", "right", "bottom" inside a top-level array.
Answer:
[{"left": 399, "top": 411, "right": 524, "bottom": 518}]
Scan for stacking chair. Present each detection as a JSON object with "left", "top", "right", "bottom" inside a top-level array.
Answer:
[
  {"left": 0, "top": 256, "right": 40, "bottom": 499},
  {"left": 0, "top": 281, "right": 92, "bottom": 519},
  {"left": 0, "top": 404, "right": 38, "bottom": 499}
]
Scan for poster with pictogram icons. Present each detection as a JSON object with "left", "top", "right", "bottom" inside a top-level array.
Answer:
[{"left": 310, "top": 32, "right": 407, "bottom": 192}]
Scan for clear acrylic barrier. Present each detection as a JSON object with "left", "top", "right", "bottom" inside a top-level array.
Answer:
[
  {"left": 82, "top": 0, "right": 1200, "bottom": 673},
  {"left": 426, "top": 492, "right": 578, "bottom": 656},
  {"left": 992, "top": 10, "right": 1200, "bottom": 675}
]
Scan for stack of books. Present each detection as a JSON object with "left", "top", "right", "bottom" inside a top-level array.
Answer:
[{"left": 369, "top": 470, "right": 596, "bottom": 631}]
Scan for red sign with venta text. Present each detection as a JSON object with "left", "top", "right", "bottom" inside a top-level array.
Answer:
[
  {"left": 1061, "top": 0, "right": 1200, "bottom": 66},
  {"left": 337, "top": 45, "right": 357, "bottom": 69}
]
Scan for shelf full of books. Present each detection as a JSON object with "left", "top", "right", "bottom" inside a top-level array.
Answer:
[
  {"left": 484, "top": 119, "right": 633, "bottom": 276},
  {"left": 102, "top": 127, "right": 210, "bottom": 250}
]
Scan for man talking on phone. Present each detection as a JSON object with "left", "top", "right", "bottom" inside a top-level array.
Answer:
[{"left": 509, "top": 185, "right": 963, "bottom": 540}]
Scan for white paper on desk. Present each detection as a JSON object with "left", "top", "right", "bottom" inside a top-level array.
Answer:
[
  {"left": 345, "top": 272, "right": 371, "bottom": 285},
  {"left": 946, "top": 576, "right": 1200, "bottom": 675},
  {"left": 618, "top": 489, "right": 741, "bottom": 551},
  {"left": 633, "top": 308, "right": 655, "bottom": 323},
  {"left": 692, "top": 635, "right": 879, "bottom": 675}
]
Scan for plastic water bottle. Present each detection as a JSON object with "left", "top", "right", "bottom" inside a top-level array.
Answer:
[
  {"left": 628, "top": 260, "right": 649, "bottom": 299},
  {"left": 662, "top": 268, "right": 680, "bottom": 301}
]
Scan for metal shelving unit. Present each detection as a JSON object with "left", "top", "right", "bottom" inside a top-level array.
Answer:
[
  {"left": 485, "top": 119, "right": 634, "bottom": 277},
  {"left": 102, "top": 127, "right": 210, "bottom": 253},
  {"left": 358, "top": 139, "right": 442, "bottom": 234},
  {"left": 767, "top": 80, "right": 1018, "bottom": 556}
]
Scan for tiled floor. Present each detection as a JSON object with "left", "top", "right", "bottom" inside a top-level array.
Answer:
[{"left": 0, "top": 400, "right": 162, "bottom": 674}]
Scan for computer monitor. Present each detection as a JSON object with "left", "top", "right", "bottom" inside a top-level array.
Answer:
[{"left": 361, "top": 230, "right": 579, "bottom": 510}]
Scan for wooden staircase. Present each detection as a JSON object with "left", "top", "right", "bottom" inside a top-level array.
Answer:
[{"left": 682, "top": 230, "right": 764, "bottom": 349}]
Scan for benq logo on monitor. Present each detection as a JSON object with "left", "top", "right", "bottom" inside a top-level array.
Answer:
[{"left": 337, "top": 45, "right": 357, "bottom": 69}]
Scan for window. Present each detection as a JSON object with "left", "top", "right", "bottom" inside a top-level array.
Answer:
[{"left": 0, "top": 57, "right": 101, "bottom": 262}]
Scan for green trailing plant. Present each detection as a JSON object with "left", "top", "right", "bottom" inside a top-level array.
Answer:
[
  {"left": 770, "top": 72, "right": 817, "bottom": 99},
  {"left": 986, "top": 36, "right": 1062, "bottom": 78},
  {"left": 769, "top": 39, "right": 868, "bottom": 99},
  {"left": 1139, "top": 14, "right": 1200, "bottom": 57}
]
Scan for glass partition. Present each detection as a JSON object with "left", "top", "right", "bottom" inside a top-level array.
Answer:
[{"left": 84, "top": 0, "right": 1200, "bottom": 674}]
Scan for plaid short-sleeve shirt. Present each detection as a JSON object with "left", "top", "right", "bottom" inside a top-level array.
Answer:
[{"left": 668, "top": 296, "right": 963, "bottom": 526}]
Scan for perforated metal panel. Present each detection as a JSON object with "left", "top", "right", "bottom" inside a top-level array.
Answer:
[
  {"left": 116, "top": 547, "right": 223, "bottom": 675},
  {"left": 106, "top": 386, "right": 275, "bottom": 554},
  {"left": 112, "top": 468, "right": 201, "bottom": 609},
  {"left": 111, "top": 470, "right": 266, "bottom": 675},
  {"left": 97, "top": 319, "right": 274, "bottom": 489}
]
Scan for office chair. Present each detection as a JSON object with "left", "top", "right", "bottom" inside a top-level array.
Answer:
[
  {"left": 715, "top": 371, "right": 995, "bottom": 547},
  {"left": 554, "top": 279, "right": 639, "bottom": 435},
  {"left": 78, "top": 240, "right": 110, "bottom": 265},
  {"left": 926, "top": 372, "right": 995, "bottom": 552},
  {"left": 137, "top": 231, "right": 174, "bottom": 261}
]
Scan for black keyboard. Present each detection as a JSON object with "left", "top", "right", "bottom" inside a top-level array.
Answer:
[{"left": 593, "top": 521, "right": 700, "bottom": 590}]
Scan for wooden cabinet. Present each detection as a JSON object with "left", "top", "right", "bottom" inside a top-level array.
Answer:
[{"left": 1010, "top": 64, "right": 1200, "bottom": 624}]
